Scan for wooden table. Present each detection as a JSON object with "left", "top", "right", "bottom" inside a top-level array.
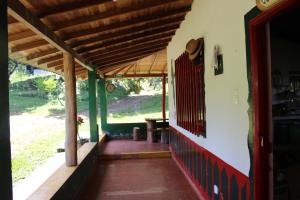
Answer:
[{"left": 145, "top": 118, "right": 169, "bottom": 143}]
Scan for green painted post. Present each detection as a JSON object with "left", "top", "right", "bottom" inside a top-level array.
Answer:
[
  {"left": 0, "top": 0, "right": 13, "bottom": 199},
  {"left": 88, "top": 70, "right": 98, "bottom": 142},
  {"left": 98, "top": 79, "right": 108, "bottom": 130}
]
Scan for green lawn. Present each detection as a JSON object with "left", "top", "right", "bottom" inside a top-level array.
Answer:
[{"left": 10, "top": 91, "right": 167, "bottom": 183}]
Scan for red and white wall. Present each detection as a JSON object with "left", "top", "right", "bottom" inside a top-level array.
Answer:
[{"left": 167, "top": 0, "right": 256, "bottom": 198}]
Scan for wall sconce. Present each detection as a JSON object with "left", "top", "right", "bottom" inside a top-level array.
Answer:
[{"left": 213, "top": 45, "right": 223, "bottom": 76}]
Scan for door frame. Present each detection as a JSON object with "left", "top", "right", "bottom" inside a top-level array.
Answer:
[{"left": 249, "top": 1, "right": 300, "bottom": 200}]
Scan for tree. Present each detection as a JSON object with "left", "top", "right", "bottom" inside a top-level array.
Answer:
[{"left": 8, "top": 59, "right": 18, "bottom": 79}]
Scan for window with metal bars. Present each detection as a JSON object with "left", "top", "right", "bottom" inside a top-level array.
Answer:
[{"left": 175, "top": 52, "right": 206, "bottom": 136}]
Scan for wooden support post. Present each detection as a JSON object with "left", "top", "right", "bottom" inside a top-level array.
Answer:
[
  {"left": 98, "top": 79, "right": 108, "bottom": 130},
  {"left": 162, "top": 75, "right": 167, "bottom": 121},
  {"left": 64, "top": 52, "right": 77, "bottom": 166},
  {"left": 0, "top": 1, "right": 13, "bottom": 198},
  {"left": 88, "top": 70, "right": 98, "bottom": 142}
]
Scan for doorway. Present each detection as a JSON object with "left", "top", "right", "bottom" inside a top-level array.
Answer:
[
  {"left": 270, "top": 6, "right": 300, "bottom": 200},
  {"left": 249, "top": 1, "right": 300, "bottom": 200}
]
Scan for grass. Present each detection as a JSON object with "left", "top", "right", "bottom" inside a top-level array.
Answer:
[
  {"left": 10, "top": 89, "right": 166, "bottom": 184},
  {"left": 11, "top": 131, "right": 64, "bottom": 183},
  {"left": 108, "top": 94, "right": 169, "bottom": 123}
]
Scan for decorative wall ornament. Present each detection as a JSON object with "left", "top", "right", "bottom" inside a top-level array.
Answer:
[
  {"left": 213, "top": 45, "right": 223, "bottom": 76},
  {"left": 106, "top": 83, "right": 116, "bottom": 93},
  {"left": 256, "top": 0, "right": 284, "bottom": 11},
  {"left": 185, "top": 38, "right": 204, "bottom": 65}
]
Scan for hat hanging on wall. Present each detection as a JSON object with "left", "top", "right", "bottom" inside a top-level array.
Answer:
[{"left": 185, "top": 38, "right": 204, "bottom": 65}]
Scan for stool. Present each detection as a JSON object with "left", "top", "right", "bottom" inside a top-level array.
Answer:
[{"left": 133, "top": 127, "right": 141, "bottom": 141}]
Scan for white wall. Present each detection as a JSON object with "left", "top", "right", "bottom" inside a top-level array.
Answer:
[{"left": 167, "top": 0, "right": 256, "bottom": 176}]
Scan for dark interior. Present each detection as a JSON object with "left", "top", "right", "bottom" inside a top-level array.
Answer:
[{"left": 270, "top": 5, "right": 300, "bottom": 200}]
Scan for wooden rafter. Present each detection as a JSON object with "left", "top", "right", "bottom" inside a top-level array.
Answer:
[
  {"left": 148, "top": 53, "right": 158, "bottom": 74},
  {"left": 105, "top": 73, "right": 167, "bottom": 79},
  {"left": 76, "top": 24, "right": 178, "bottom": 52},
  {"left": 110, "top": 63, "right": 133, "bottom": 76},
  {"left": 77, "top": 29, "right": 176, "bottom": 54},
  {"left": 95, "top": 48, "right": 164, "bottom": 68},
  {"left": 11, "top": 40, "right": 49, "bottom": 53},
  {"left": 70, "top": 18, "right": 183, "bottom": 48},
  {"left": 26, "top": 48, "right": 59, "bottom": 60},
  {"left": 8, "top": 30, "right": 36, "bottom": 42},
  {"left": 51, "top": 0, "right": 179, "bottom": 31},
  {"left": 62, "top": 6, "right": 190, "bottom": 41},
  {"left": 37, "top": 0, "right": 111, "bottom": 18},
  {"left": 8, "top": 0, "right": 93, "bottom": 71},
  {"left": 83, "top": 38, "right": 171, "bottom": 59},
  {"left": 94, "top": 47, "right": 165, "bottom": 66},
  {"left": 123, "top": 63, "right": 135, "bottom": 75},
  {"left": 90, "top": 44, "right": 167, "bottom": 63},
  {"left": 48, "top": 60, "right": 63, "bottom": 68},
  {"left": 37, "top": 54, "right": 62, "bottom": 65}
]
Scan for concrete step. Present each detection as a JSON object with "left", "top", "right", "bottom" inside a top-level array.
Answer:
[{"left": 99, "top": 151, "right": 171, "bottom": 160}]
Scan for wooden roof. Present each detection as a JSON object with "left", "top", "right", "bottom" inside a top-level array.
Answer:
[{"left": 8, "top": 0, "right": 192, "bottom": 79}]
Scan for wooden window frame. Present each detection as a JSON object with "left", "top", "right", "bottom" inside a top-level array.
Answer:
[{"left": 175, "top": 52, "right": 206, "bottom": 136}]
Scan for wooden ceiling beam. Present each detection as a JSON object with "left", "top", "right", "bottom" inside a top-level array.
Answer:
[
  {"left": 26, "top": 48, "right": 59, "bottom": 60},
  {"left": 109, "top": 63, "right": 134, "bottom": 76},
  {"left": 70, "top": 17, "right": 183, "bottom": 48},
  {"left": 95, "top": 48, "right": 164, "bottom": 67},
  {"left": 62, "top": 6, "right": 190, "bottom": 41},
  {"left": 11, "top": 40, "right": 49, "bottom": 53},
  {"left": 90, "top": 43, "right": 168, "bottom": 63},
  {"left": 8, "top": 30, "right": 36, "bottom": 42},
  {"left": 76, "top": 28, "right": 176, "bottom": 54},
  {"left": 83, "top": 37, "right": 171, "bottom": 59},
  {"left": 38, "top": 0, "right": 111, "bottom": 18},
  {"left": 105, "top": 73, "right": 167, "bottom": 79},
  {"left": 8, "top": 0, "right": 93, "bottom": 71},
  {"left": 37, "top": 54, "right": 63, "bottom": 65},
  {"left": 52, "top": 0, "right": 180, "bottom": 31}
]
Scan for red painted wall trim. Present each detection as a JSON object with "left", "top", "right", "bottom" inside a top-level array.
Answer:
[
  {"left": 170, "top": 126, "right": 250, "bottom": 200},
  {"left": 249, "top": 1, "right": 300, "bottom": 200}
]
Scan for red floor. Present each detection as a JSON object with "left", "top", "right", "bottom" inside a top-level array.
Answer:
[
  {"left": 100, "top": 139, "right": 169, "bottom": 154},
  {"left": 76, "top": 158, "right": 199, "bottom": 200}
]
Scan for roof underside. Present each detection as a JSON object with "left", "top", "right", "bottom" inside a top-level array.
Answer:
[{"left": 8, "top": 0, "right": 192, "bottom": 79}]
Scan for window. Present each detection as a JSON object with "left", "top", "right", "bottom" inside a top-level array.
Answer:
[{"left": 175, "top": 52, "right": 206, "bottom": 136}]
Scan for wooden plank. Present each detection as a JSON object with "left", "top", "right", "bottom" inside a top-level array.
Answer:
[
  {"left": 37, "top": 54, "right": 62, "bottom": 65},
  {"left": 90, "top": 44, "right": 167, "bottom": 63},
  {"left": 77, "top": 29, "right": 176, "bottom": 54},
  {"left": 62, "top": 6, "right": 190, "bottom": 41},
  {"left": 82, "top": 37, "right": 171, "bottom": 59},
  {"left": 11, "top": 39, "right": 49, "bottom": 53},
  {"left": 26, "top": 48, "right": 59, "bottom": 60},
  {"left": 8, "top": 30, "right": 36, "bottom": 42},
  {"left": 52, "top": 0, "right": 180, "bottom": 31},
  {"left": 63, "top": 52, "right": 78, "bottom": 166},
  {"left": 70, "top": 18, "right": 183, "bottom": 48},
  {"left": 105, "top": 73, "right": 167, "bottom": 79},
  {"left": 94, "top": 47, "right": 165, "bottom": 66},
  {"left": 38, "top": 0, "right": 111, "bottom": 18},
  {"left": 8, "top": 0, "right": 93, "bottom": 71},
  {"left": 0, "top": 1, "right": 13, "bottom": 198}
]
